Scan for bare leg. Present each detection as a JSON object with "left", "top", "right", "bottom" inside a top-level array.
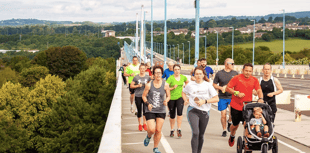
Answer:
[
  {"left": 221, "top": 109, "right": 227, "bottom": 130},
  {"left": 230, "top": 124, "right": 239, "bottom": 136},
  {"left": 228, "top": 105, "right": 232, "bottom": 122},
  {"left": 154, "top": 118, "right": 165, "bottom": 148},
  {"left": 146, "top": 119, "right": 156, "bottom": 138},
  {"left": 143, "top": 116, "right": 147, "bottom": 125},
  {"left": 130, "top": 94, "right": 134, "bottom": 105},
  {"left": 170, "top": 118, "right": 175, "bottom": 130},
  {"left": 138, "top": 117, "right": 142, "bottom": 125},
  {"left": 177, "top": 115, "right": 183, "bottom": 129}
]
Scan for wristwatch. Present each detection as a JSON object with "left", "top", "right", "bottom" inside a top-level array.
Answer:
[{"left": 234, "top": 91, "right": 240, "bottom": 96}]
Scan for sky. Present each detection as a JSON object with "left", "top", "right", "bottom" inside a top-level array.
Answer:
[{"left": 0, "top": 0, "right": 309, "bottom": 23}]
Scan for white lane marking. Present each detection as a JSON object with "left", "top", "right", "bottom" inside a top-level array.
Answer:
[
  {"left": 123, "top": 132, "right": 147, "bottom": 135},
  {"left": 210, "top": 105, "right": 306, "bottom": 153},
  {"left": 278, "top": 140, "right": 306, "bottom": 153},
  {"left": 123, "top": 141, "right": 154, "bottom": 145},
  {"left": 160, "top": 132, "right": 174, "bottom": 153},
  {"left": 124, "top": 124, "right": 139, "bottom": 126}
]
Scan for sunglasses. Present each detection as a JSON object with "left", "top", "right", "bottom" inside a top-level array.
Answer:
[{"left": 227, "top": 62, "right": 234, "bottom": 65}]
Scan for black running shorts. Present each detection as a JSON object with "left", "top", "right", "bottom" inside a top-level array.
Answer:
[
  {"left": 231, "top": 107, "right": 244, "bottom": 126},
  {"left": 145, "top": 113, "right": 166, "bottom": 121},
  {"left": 128, "top": 83, "right": 135, "bottom": 95}
]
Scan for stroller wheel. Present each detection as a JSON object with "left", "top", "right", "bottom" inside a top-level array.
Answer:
[
  {"left": 237, "top": 136, "right": 243, "bottom": 153},
  {"left": 272, "top": 136, "right": 278, "bottom": 153},
  {"left": 262, "top": 144, "right": 268, "bottom": 153}
]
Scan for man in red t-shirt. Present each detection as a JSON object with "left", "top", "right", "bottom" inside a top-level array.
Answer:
[{"left": 226, "top": 63, "right": 264, "bottom": 147}]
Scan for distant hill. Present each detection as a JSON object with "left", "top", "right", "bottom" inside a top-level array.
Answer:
[
  {"left": 116, "top": 11, "right": 310, "bottom": 24},
  {"left": 1, "top": 11, "right": 310, "bottom": 26},
  {"left": 0, "top": 18, "right": 73, "bottom": 26}
]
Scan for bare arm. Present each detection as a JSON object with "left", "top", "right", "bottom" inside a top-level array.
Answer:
[
  {"left": 130, "top": 81, "right": 142, "bottom": 89},
  {"left": 142, "top": 83, "right": 151, "bottom": 103},
  {"left": 213, "top": 83, "right": 223, "bottom": 91},
  {"left": 206, "top": 95, "right": 219, "bottom": 103},
  {"left": 256, "top": 89, "right": 264, "bottom": 103},
  {"left": 184, "top": 79, "right": 190, "bottom": 86},
  {"left": 272, "top": 78, "right": 283, "bottom": 96},
  {"left": 164, "top": 82, "right": 171, "bottom": 102}
]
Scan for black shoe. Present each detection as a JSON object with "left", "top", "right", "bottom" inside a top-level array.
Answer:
[
  {"left": 170, "top": 130, "right": 174, "bottom": 137},
  {"left": 222, "top": 131, "right": 227, "bottom": 137},
  {"left": 227, "top": 121, "right": 231, "bottom": 132},
  {"left": 177, "top": 129, "right": 182, "bottom": 138}
]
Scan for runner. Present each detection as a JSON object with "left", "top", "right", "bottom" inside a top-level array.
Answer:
[
  {"left": 225, "top": 63, "right": 264, "bottom": 147},
  {"left": 146, "top": 62, "right": 153, "bottom": 79},
  {"left": 190, "top": 59, "right": 201, "bottom": 81},
  {"left": 119, "top": 64, "right": 127, "bottom": 85},
  {"left": 166, "top": 64, "right": 189, "bottom": 138},
  {"left": 162, "top": 61, "right": 175, "bottom": 80},
  {"left": 130, "top": 64, "right": 151, "bottom": 131},
  {"left": 213, "top": 58, "right": 238, "bottom": 137},
  {"left": 200, "top": 58, "right": 214, "bottom": 79},
  {"left": 182, "top": 66, "right": 219, "bottom": 153},
  {"left": 124, "top": 56, "right": 140, "bottom": 113},
  {"left": 142, "top": 65, "right": 170, "bottom": 153},
  {"left": 258, "top": 63, "right": 283, "bottom": 122}
]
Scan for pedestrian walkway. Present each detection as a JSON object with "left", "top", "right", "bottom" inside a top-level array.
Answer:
[{"left": 120, "top": 83, "right": 310, "bottom": 152}]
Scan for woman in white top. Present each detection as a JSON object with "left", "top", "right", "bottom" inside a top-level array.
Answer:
[{"left": 182, "top": 67, "right": 219, "bottom": 153}]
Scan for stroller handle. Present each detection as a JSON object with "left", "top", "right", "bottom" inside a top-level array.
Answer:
[{"left": 243, "top": 101, "right": 267, "bottom": 105}]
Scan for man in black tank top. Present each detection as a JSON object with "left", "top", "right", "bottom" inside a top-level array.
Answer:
[{"left": 260, "top": 63, "right": 283, "bottom": 122}]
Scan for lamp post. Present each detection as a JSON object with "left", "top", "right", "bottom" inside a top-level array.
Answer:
[
  {"left": 164, "top": 0, "right": 167, "bottom": 70},
  {"left": 251, "top": 19, "right": 255, "bottom": 66},
  {"left": 203, "top": 35, "right": 207, "bottom": 59},
  {"left": 281, "top": 9, "right": 286, "bottom": 69},
  {"left": 194, "top": 0, "right": 200, "bottom": 67},
  {"left": 230, "top": 27, "right": 234, "bottom": 59},
  {"left": 140, "top": 5, "right": 144, "bottom": 63},
  {"left": 173, "top": 44, "right": 175, "bottom": 60},
  {"left": 144, "top": 11, "right": 147, "bottom": 62},
  {"left": 177, "top": 44, "right": 179, "bottom": 61},
  {"left": 182, "top": 43, "right": 184, "bottom": 65},
  {"left": 188, "top": 41, "right": 190, "bottom": 65},
  {"left": 170, "top": 45, "right": 172, "bottom": 59},
  {"left": 151, "top": 1, "right": 153, "bottom": 67},
  {"left": 216, "top": 31, "right": 218, "bottom": 68}
]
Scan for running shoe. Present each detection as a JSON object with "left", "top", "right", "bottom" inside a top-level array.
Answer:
[
  {"left": 153, "top": 147, "right": 161, "bottom": 153},
  {"left": 130, "top": 105, "right": 134, "bottom": 113},
  {"left": 222, "top": 131, "right": 227, "bottom": 137},
  {"left": 177, "top": 129, "right": 182, "bottom": 138},
  {"left": 228, "top": 135, "right": 235, "bottom": 147},
  {"left": 144, "top": 135, "right": 151, "bottom": 146},
  {"left": 139, "top": 125, "right": 143, "bottom": 131},
  {"left": 170, "top": 130, "right": 174, "bottom": 137},
  {"left": 143, "top": 124, "right": 147, "bottom": 131},
  {"left": 227, "top": 121, "right": 232, "bottom": 132}
]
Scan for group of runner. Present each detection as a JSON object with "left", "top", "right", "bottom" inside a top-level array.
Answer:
[{"left": 123, "top": 56, "right": 283, "bottom": 153}]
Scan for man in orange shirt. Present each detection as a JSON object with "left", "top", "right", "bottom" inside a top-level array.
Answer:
[{"left": 225, "top": 63, "right": 264, "bottom": 147}]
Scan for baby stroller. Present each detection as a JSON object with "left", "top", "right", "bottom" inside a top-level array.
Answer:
[{"left": 236, "top": 102, "right": 278, "bottom": 153}]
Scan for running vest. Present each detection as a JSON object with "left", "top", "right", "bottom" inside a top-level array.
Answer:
[
  {"left": 146, "top": 80, "right": 166, "bottom": 114},
  {"left": 259, "top": 76, "right": 277, "bottom": 92},
  {"left": 259, "top": 76, "right": 276, "bottom": 104}
]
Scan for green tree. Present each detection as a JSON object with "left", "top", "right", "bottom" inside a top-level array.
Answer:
[
  {"left": 33, "top": 46, "right": 87, "bottom": 80},
  {"left": 0, "top": 67, "right": 19, "bottom": 87},
  {"left": 19, "top": 65, "right": 49, "bottom": 87}
]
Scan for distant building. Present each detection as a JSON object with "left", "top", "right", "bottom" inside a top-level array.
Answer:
[
  {"left": 27, "top": 49, "right": 40, "bottom": 53},
  {"left": 64, "top": 24, "right": 82, "bottom": 27},
  {"left": 101, "top": 30, "right": 115, "bottom": 37}
]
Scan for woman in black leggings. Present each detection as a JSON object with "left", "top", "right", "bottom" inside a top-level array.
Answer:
[
  {"left": 130, "top": 64, "right": 151, "bottom": 131},
  {"left": 166, "top": 64, "right": 189, "bottom": 138},
  {"left": 182, "top": 67, "right": 219, "bottom": 153}
]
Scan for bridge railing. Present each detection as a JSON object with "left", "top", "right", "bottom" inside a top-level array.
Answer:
[{"left": 97, "top": 71, "right": 123, "bottom": 153}]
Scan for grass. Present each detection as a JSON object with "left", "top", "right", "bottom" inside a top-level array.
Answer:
[{"left": 236, "top": 38, "right": 310, "bottom": 54}]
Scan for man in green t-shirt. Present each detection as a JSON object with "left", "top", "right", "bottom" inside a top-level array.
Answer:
[
  {"left": 166, "top": 64, "right": 189, "bottom": 138},
  {"left": 124, "top": 56, "right": 140, "bottom": 113}
]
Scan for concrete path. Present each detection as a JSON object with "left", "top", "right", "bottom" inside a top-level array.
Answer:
[{"left": 121, "top": 84, "right": 310, "bottom": 153}]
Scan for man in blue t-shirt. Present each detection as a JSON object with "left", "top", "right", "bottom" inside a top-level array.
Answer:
[
  {"left": 201, "top": 58, "right": 214, "bottom": 79},
  {"left": 162, "top": 61, "right": 174, "bottom": 80}
]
